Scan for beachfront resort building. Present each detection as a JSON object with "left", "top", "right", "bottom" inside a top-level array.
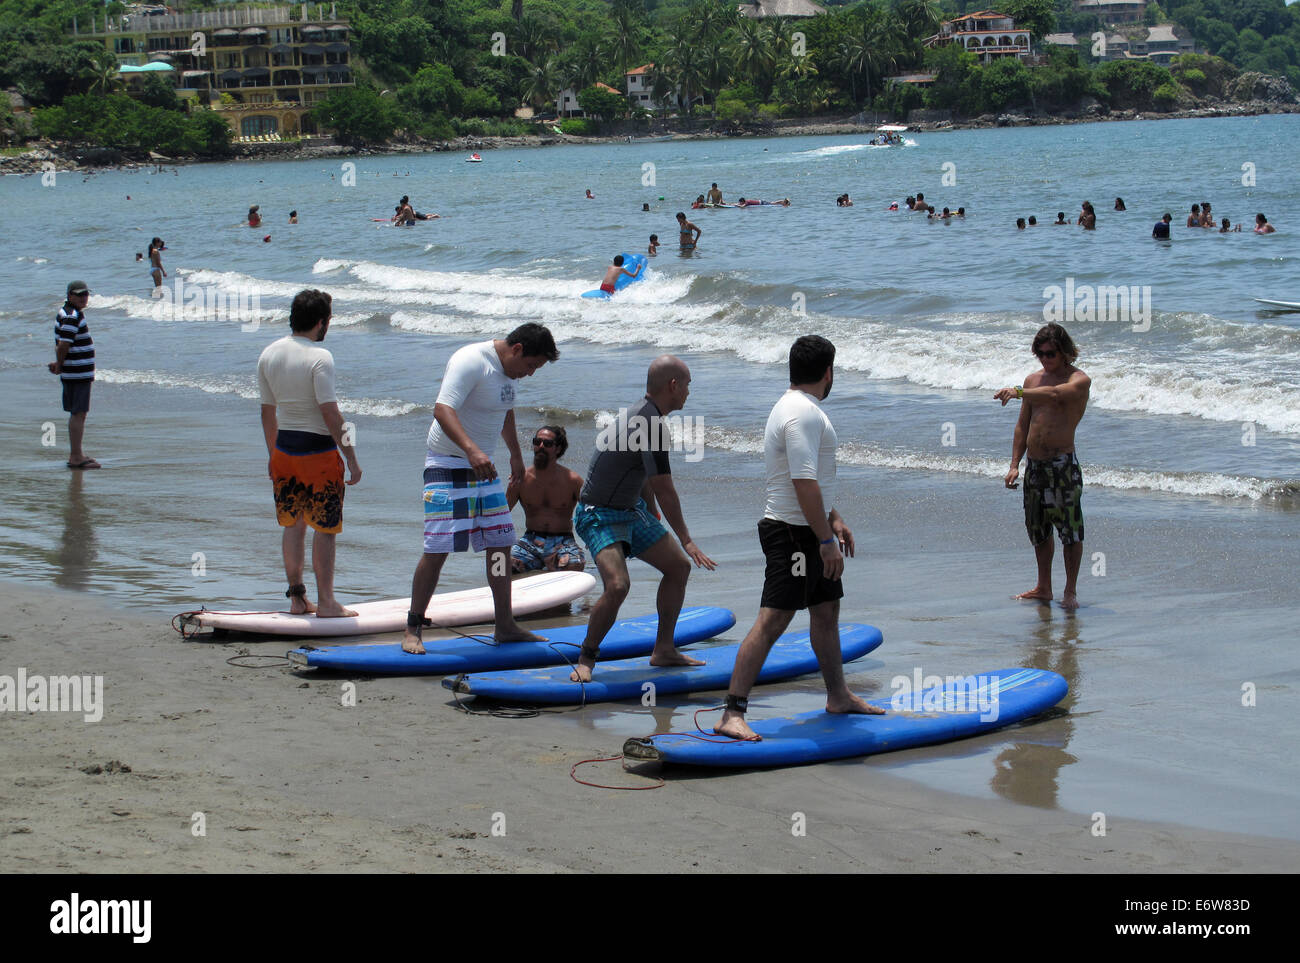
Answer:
[
  {"left": 924, "top": 12, "right": 1035, "bottom": 64},
  {"left": 736, "top": 0, "right": 827, "bottom": 18},
  {"left": 68, "top": 3, "right": 354, "bottom": 140},
  {"left": 1073, "top": 0, "right": 1146, "bottom": 25}
]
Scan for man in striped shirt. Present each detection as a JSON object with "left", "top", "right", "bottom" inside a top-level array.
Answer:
[{"left": 49, "top": 280, "right": 99, "bottom": 469}]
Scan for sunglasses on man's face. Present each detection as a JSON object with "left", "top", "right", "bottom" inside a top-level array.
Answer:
[
  {"left": 532, "top": 438, "right": 557, "bottom": 448},
  {"left": 1036, "top": 349, "right": 1058, "bottom": 359}
]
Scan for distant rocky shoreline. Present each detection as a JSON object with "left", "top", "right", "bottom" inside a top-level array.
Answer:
[{"left": 4, "top": 100, "right": 1296, "bottom": 175}]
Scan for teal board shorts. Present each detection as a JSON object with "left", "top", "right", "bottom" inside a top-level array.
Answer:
[{"left": 573, "top": 499, "right": 668, "bottom": 558}]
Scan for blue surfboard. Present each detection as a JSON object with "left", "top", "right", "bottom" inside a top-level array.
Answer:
[
  {"left": 623, "top": 667, "right": 1067, "bottom": 768},
  {"left": 581, "top": 253, "right": 648, "bottom": 299},
  {"left": 285, "top": 606, "right": 735, "bottom": 676},
  {"left": 444, "top": 624, "right": 883, "bottom": 704}
]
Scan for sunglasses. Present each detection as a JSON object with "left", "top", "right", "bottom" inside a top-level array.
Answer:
[
  {"left": 1035, "top": 349, "right": 1058, "bottom": 359},
  {"left": 531, "top": 438, "right": 557, "bottom": 448}
]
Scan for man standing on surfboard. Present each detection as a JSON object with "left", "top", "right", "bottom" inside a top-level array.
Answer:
[
  {"left": 257, "top": 289, "right": 362, "bottom": 617},
  {"left": 995, "top": 323, "right": 1091, "bottom": 610},
  {"left": 716, "top": 336, "right": 883, "bottom": 742},
  {"left": 569, "top": 355, "right": 716, "bottom": 682},
  {"left": 402, "top": 323, "right": 560, "bottom": 653}
]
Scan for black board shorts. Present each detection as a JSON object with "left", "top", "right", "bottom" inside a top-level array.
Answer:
[
  {"left": 758, "top": 518, "right": 844, "bottom": 611},
  {"left": 61, "top": 379, "right": 91, "bottom": 414}
]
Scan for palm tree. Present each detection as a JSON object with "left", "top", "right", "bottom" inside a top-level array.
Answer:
[
  {"left": 699, "top": 43, "right": 731, "bottom": 111},
  {"left": 664, "top": 32, "right": 705, "bottom": 118},
  {"left": 731, "top": 16, "right": 776, "bottom": 99},
  {"left": 895, "top": 0, "right": 942, "bottom": 42},
  {"left": 86, "top": 53, "right": 122, "bottom": 96},
  {"left": 524, "top": 57, "right": 562, "bottom": 110},
  {"left": 609, "top": 6, "right": 641, "bottom": 79}
]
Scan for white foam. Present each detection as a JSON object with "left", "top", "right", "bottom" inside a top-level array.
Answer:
[
  {"left": 706, "top": 425, "right": 1288, "bottom": 500},
  {"left": 97, "top": 368, "right": 422, "bottom": 416}
]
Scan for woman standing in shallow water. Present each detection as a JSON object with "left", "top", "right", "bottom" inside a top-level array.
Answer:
[{"left": 247, "top": 205, "right": 261, "bottom": 228}]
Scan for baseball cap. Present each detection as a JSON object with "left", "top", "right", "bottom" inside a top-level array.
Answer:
[{"left": 66, "top": 281, "right": 90, "bottom": 296}]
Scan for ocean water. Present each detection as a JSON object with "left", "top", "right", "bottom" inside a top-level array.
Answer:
[{"left": 1, "top": 115, "right": 1298, "bottom": 842}]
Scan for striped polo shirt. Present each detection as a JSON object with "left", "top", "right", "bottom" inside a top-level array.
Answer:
[{"left": 55, "top": 303, "right": 94, "bottom": 381}]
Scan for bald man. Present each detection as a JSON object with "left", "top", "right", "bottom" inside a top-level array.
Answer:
[{"left": 570, "top": 355, "right": 716, "bottom": 682}]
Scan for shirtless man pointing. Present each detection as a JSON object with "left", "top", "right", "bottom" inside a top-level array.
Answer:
[{"left": 995, "top": 323, "right": 1091, "bottom": 610}]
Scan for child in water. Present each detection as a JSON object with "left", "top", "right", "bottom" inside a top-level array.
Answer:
[{"left": 648, "top": 234, "right": 659, "bottom": 256}]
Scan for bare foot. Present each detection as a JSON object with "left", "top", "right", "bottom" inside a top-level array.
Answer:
[
  {"left": 1014, "top": 587, "right": 1053, "bottom": 602},
  {"left": 714, "top": 709, "right": 760, "bottom": 741},
  {"left": 495, "top": 625, "right": 547, "bottom": 643},
  {"left": 315, "top": 602, "right": 358, "bottom": 618},
  {"left": 826, "top": 692, "right": 886, "bottom": 716},
  {"left": 402, "top": 630, "right": 425, "bottom": 655},
  {"left": 288, "top": 597, "right": 317, "bottom": 616},
  {"left": 1060, "top": 591, "right": 1080, "bottom": 611},
  {"left": 648, "top": 648, "right": 706, "bottom": 668},
  {"left": 569, "top": 653, "right": 595, "bottom": 683}
]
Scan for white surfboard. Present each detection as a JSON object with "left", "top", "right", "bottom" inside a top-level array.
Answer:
[
  {"left": 1255, "top": 298, "right": 1300, "bottom": 309},
  {"left": 175, "top": 570, "right": 597, "bottom": 638}
]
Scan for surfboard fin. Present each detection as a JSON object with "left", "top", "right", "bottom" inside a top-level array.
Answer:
[{"left": 621, "top": 738, "right": 662, "bottom": 763}]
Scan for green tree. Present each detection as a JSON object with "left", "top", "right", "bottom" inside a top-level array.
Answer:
[
  {"left": 399, "top": 63, "right": 466, "bottom": 118},
  {"left": 576, "top": 83, "right": 628, "bottom": 122},
  {"left": 310, "top": 86, "right": 401, "bottom": 145}
]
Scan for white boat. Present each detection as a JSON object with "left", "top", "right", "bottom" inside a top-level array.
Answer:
[
  {"left": 871, "top": 124, "right": 909, "bottom": 146},
  {"left": 466, "top": 153, "right": 483, "bottom": 163}
]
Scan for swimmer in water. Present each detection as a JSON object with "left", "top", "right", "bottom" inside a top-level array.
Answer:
[
  {"left": 691, "top": 195, "right": 707, "bottom": 209},
  {"left": 1054, "top": 212, "right": 1068, "bottom": 225},
  {"left": 148, "top": 237, "right": 166, "bottom": 292},
  {"left": 707, "top": 183, "right": 723, "bottom": 205},
  {"left": 585, "top": 189, "right": 595, "bottom": 199},
  {"left": 676, "top": 212, "right": 701, "bottom": 250},
  {"left": 1219, "top": 217, "right": 1240, "bottom": 233},
  {"left": 289, "top": 210, "right": 298, "bottom": 224},
  {"left": 247, "top": 205, "right": 261, "bottom": 228},
  {"left": 648, "top": 234, "right": 659, "bottom": 256},
  {"left": 1254, "top": 213, "right": 1275, "bottom": 234},
  {"left": 599, "top": 254, "right": 642, "bottom": 294}
]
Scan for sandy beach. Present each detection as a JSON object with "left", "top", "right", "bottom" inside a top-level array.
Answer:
[{"left": 2, "top": 566, "right": 1296, "bottom": 874}]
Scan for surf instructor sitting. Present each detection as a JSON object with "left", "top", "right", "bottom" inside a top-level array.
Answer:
[{"left": 599, "top": 255, "right": 642, "bottom": 295}]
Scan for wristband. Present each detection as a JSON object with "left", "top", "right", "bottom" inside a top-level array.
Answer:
[
  {"left": 1015, "top": 385, "right": 1023, "bottom": 399},
  {"left": 819, "top": 536, "right": 836, "bottom": 545}
]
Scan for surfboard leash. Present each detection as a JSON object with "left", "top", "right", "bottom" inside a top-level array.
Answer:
[{"left": 569, "top": 755, "right": 664, "bottom": 791}]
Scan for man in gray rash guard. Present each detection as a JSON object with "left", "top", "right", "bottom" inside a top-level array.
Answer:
[{"left": 570, "top": 355, "right": 716, "bottom": 682}]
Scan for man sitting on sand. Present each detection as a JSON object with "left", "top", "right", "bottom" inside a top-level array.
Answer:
[
  {"left": 599, "top": 254, "right": 642, "bottom": 294},
  {"left": 715, "top": 335, "right": 884, "bottom": 742},
  {"left": 569, "top": 356, "right": 716, "bottom": 682},
  {"left": 994, "top": 323, "right": 1091, "bottom": 611},
  {"left": 507, "top": 426, "right": 585, "bottom": 573}
]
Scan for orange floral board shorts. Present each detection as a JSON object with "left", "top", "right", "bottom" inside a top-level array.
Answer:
[{"left": 270, "top": 444, "right": 345, "bottom": 534}]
